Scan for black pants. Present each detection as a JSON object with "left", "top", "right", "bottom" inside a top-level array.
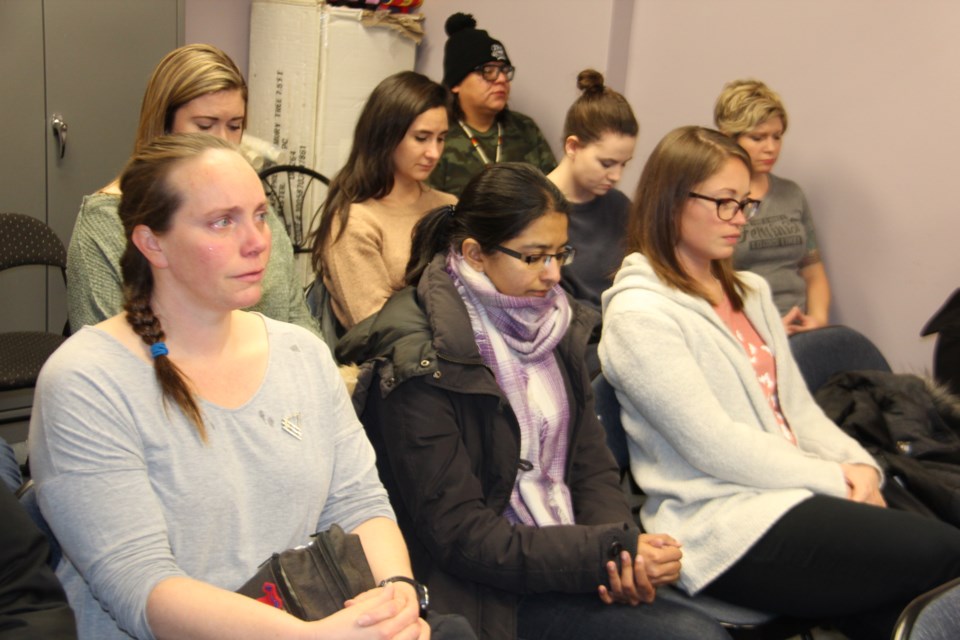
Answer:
[{"left": 703, "top": 495, "right": 960, "bottom": 639}]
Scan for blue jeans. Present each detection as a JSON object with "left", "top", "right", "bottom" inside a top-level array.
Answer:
[{"left": 517, "top": 590, "right": 730, "bottom": 640}]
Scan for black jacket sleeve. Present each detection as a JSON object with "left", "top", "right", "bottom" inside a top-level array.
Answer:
[{"left": 366, "top": 374, "right": 639, "bottom": 596}]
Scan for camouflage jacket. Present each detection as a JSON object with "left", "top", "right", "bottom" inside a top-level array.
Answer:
[{"left": 427, "top": 110, "right": 557, "bottom": 197}]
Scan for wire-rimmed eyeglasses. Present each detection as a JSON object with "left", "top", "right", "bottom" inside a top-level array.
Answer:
[{"left": 688, "top": 192, "right": 761, "bottom": 221}]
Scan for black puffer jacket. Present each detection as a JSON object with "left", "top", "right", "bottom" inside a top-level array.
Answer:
[
  {"left": 815, "top": 370, "right": 960, "bottom": 526},
  {"left": 337, "top": 254, "right": 639, "bottom": 640}
]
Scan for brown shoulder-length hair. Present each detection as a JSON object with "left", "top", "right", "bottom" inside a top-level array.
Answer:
[{"left": 626, "top": 126, "right": 753, "bottom": 309}]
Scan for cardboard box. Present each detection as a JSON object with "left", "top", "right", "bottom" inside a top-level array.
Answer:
[{"left": 248, "top": 1, "right": 421, "bottom": 283}]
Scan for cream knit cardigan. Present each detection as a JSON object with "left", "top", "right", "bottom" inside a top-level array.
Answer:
[{"left": 599, "top": 253, "right": 879, "bottom": 594}]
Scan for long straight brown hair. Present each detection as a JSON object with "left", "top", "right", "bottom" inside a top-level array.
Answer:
[
  {"left": 309, "top": 71, "right": 450, "bottom": 275},
  {"left": 626, "top": 126, "right": 753, "bottom": 309}
]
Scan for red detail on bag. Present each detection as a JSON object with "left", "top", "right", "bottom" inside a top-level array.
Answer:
[{"left": 256, "top": 582, "right": 285, "bottom": 610}]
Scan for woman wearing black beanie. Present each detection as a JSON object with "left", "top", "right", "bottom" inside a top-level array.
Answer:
[{"left": 427, "top": 13, "right": 556, "bottom": 197}]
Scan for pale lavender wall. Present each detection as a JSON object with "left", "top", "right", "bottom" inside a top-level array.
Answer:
[
  {"left": 622, "top": 0, "right": 959, "bottom": 373},
  {"left": 186, "top": 0, "right": 958, "bottom": 374}
]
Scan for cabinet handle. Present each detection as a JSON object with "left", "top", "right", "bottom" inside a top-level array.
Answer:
[{"left": 51, "top": 113, "right": 68, "bottom": 159}]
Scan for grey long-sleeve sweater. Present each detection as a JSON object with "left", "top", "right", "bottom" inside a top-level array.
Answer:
[{"left": 29, "top": 317, "right": 393, "bottom": 639}]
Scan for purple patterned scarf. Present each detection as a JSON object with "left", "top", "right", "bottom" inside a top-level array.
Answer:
[{"left": 446, "top": 252, "right": 575, "bottom": 526}]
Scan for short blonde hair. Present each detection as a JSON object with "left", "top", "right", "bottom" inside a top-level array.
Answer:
[
  {"left": 134, "top": 44, "right": 247, "bottom": 154},
  {"left": 713, "top": 79, "right": 788, "bottom": 138}
]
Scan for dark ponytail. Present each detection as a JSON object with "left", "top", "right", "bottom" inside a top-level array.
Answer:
[{"left": 405, "top": 163, "right": 570, "bottom": 284}]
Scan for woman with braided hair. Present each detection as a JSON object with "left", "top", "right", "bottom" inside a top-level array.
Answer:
[{"left": 28, "top": 134, "right": 436, "bottom": 640}]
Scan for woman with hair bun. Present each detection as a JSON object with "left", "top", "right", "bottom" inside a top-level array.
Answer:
[
  {"left": 714, "top": 79, "right": 831, "bottom": 335},
  {"left": 548, "top": 69, "right": 638, "bottom": 312}
]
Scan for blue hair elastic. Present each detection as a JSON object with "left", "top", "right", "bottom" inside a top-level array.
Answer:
[{"left": 150, "top": 342, "right": 169, "bottom": 359}]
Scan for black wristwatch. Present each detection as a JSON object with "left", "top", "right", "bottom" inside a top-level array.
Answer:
[{"left": 379, "top": 576, "right": 429, "bottom": 619}]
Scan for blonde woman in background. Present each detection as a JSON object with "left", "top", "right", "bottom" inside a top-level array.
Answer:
[
  {"left": 67, "top": 44, "right": 318, "bottom": 336},
  {"left": 714, "top": 79, "right": 831, "bottom": 335}
]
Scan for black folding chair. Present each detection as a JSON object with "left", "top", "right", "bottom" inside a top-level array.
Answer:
[{"left": 259, "top": 164, "right": 330, "bottom": 253}]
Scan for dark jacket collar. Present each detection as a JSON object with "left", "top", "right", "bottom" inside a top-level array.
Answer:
[{"left": 337, "top": 252, "right": 599, "bottom": 400}]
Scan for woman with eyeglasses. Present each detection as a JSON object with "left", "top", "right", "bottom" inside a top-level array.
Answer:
[
  {"left": 337, "top": 162, "right": 730, "bottom": 640},
  {"left": 599, "top": 126, "right": 960, "bottom": 639},
  {"left": 426, "top": 13, "right": 556, "bottom": 198},
  {"left": 714, "top": 79, "right": 831, "bottom": 335}
]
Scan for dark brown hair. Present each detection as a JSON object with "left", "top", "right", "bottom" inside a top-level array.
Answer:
[
  {"left": 309, "top": 71, "right": 450, "bottom": 275},
  {"left": 562, "top": 69, "right": 638, "bottom": 145},
  {"left": 626, "top": 126, "right": 752, "bottom": 309},
  {"left": 406, "top": 162, "right": 570, "bottom": 284},
  {"left": 118, "top": 133, "right": 238, "bottom": 440}
]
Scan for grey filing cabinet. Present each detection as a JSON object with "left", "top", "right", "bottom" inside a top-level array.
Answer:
[{"left": 0, "top": 0, "right": 183, "bottom": 439}]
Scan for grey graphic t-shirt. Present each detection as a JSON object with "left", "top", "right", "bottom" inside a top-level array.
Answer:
[{"left": 733, "top": 173, "right": 821, "bottom": 315}]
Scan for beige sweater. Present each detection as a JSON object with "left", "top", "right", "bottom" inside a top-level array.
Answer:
[{"left": 323, "top": 186, "right": 456, "bottom": 328}]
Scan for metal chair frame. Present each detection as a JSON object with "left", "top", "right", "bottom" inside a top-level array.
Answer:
[{"left": 258, "top": 164, "right": 330, "bottom": 254}]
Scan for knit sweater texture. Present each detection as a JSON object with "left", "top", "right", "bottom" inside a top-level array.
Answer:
[
  {"left": 599, "top": 253, "right": 878, "bottom": 593},
  {"left": 66, "top": 192, "right": 319, "bottom": 336},
  {"left": 321, "top": 187, "right": 456, "bottom": 329}
]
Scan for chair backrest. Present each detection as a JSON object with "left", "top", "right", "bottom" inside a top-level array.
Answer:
[
  {"left": 0, "top": 212, "right": 67, "bottom": 276},
  {"left": 591, "top": 374, "right": 630, "bottom": 475},
  {"left": 15, "top": 478, "right": 62, "bottom": 569},
  {"left": 259, "top": 164, "right": 330, "bottom": 254},
  {"left": 304, "top": 277, "right": 344, "bottom": 351},
  {"left": 789, "top": 325, "right": 892, "bottom": 394},
  {"left": 893, "top": 576, "right": 960, "bottom": 640}
]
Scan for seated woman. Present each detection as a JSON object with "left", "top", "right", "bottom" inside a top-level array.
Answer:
[
  {"left": 714, "top": 79, "right": 830, "bottom": 335},
  {"left": 599, "top": 125, "right": 960, "bottom": 639},
  {"left": 547, "top": 68, "right": 638, "bottom": 312},
  {"left": 30, "top": 134, "right": 430, "bottom": 640},
  {"left": 67, "top": 44, "right": 317, "bottom": 336},
  {"left": 427, "top": 13, "right": 557, "bottom": 197},
  {"left": 309, "top": 71, "right": 457, "bottom": 332},
  {"left": 337, "top": 163, "right": 730, "bottom": 640}
]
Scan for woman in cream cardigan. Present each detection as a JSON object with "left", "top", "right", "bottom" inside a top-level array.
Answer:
[{"left": 599, "top": 125, "right": 960, "bottom": 640}]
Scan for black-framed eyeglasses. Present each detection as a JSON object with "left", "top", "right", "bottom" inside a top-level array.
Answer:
[
  {"left": 474, "top": 63, "right": 515, "bottom": 82},
  {"left": 688, "top": 192, "right": 761, "bottom": 221},
  {"left": 494, "top": 244, "right": 576, "bottom": 268}
]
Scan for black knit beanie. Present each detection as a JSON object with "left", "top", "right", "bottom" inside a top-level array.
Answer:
[{"left": 442, "top": 13, "right": 511, "bottom": 88}]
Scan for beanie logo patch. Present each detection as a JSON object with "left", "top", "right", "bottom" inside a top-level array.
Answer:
[{"left": 490, "top": 43, "right": 507, "bottom": 61}]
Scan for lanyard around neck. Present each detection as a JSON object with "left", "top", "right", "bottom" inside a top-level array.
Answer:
[{"left": 458, "top": 120, "right": 502, "bottom": 165}]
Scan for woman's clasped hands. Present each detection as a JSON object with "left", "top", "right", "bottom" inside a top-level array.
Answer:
[
  {"left": 315, "top": 582, "right": 429, "bottom": 640},
  {"left": 598, "top": 533, "right": 683, "bottom": 606}
]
